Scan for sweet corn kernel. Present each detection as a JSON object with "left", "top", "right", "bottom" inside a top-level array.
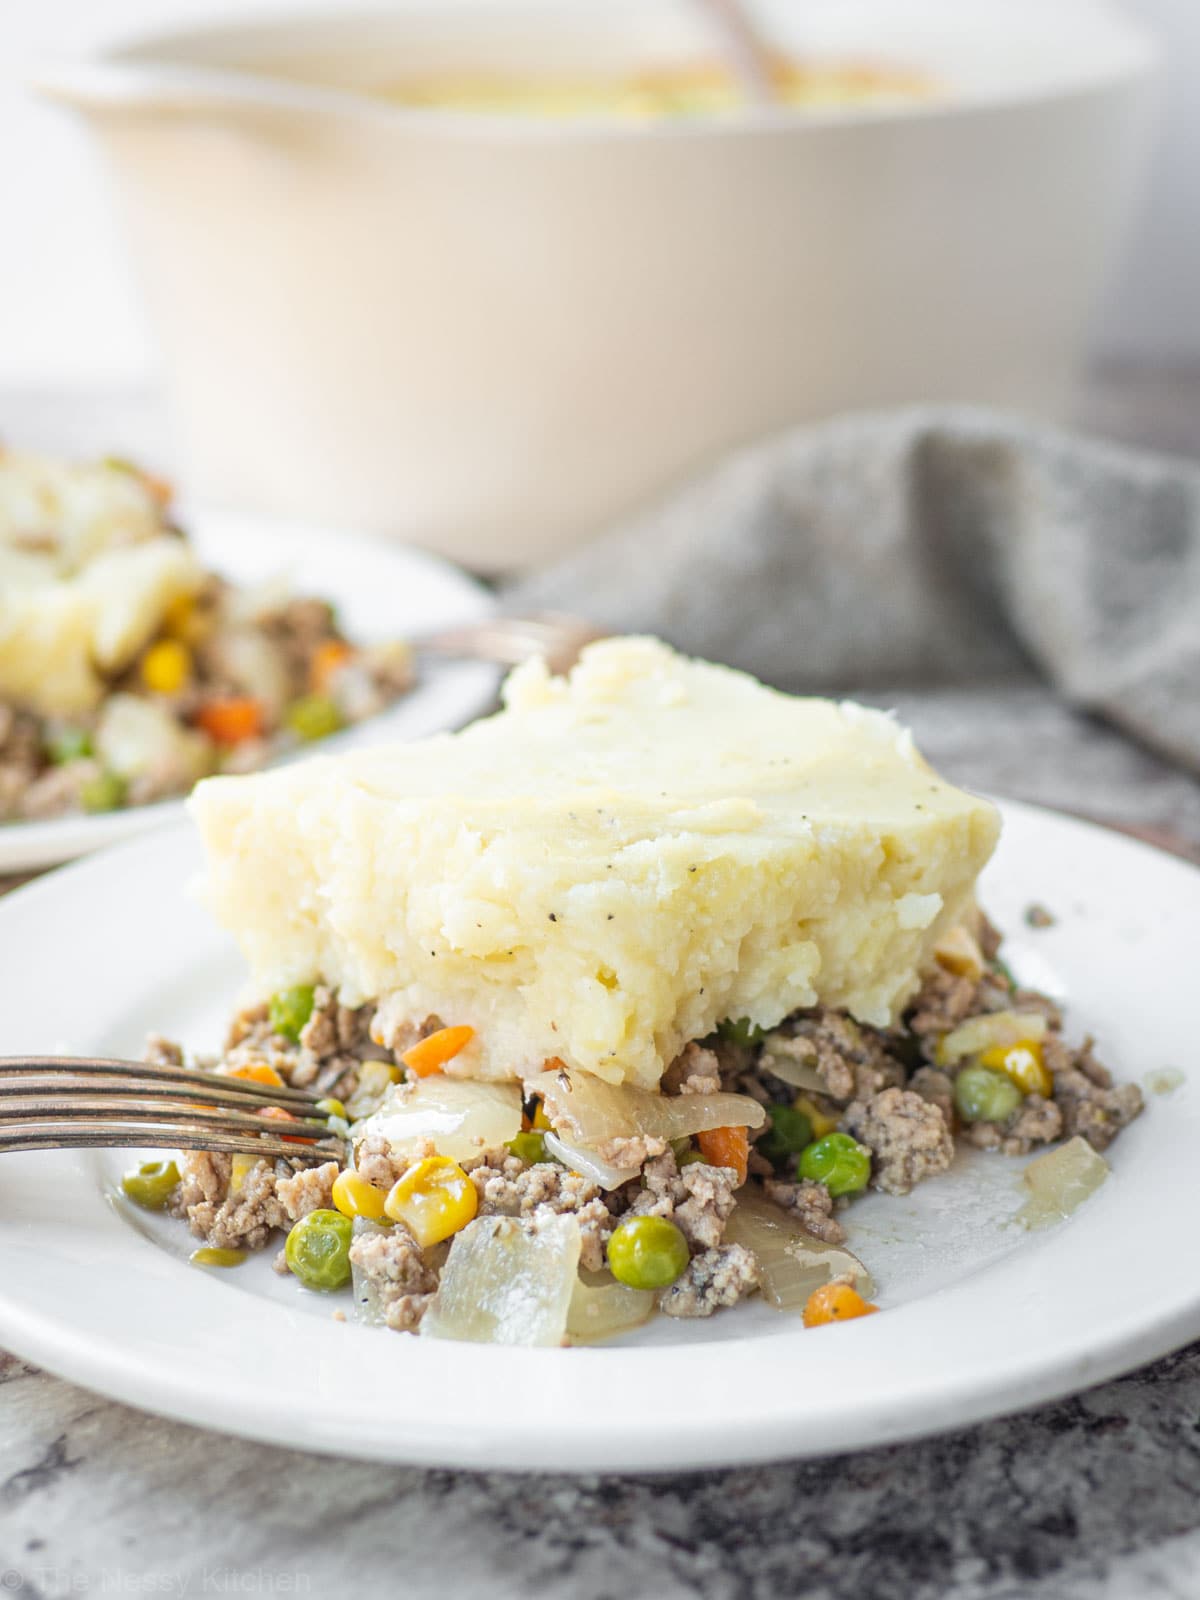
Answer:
[
  {"left": 793, "top": 1094, "right": 838, "bottom": 1138},
  {"left": 332, "top": 1169, "right": 388, "bottom": 1221},
  {"left": 979, "top": 1039, "right": 1053, "bottom": 1099},
  {"left": 140, "top": 638, "right": 192, "bottom": 695},
  {"left": 229, "top": 1153, "right": 258, "bottom": 1198},
  {"left": 384, "top": 1156, "right": 477, "bottom": 1247}
]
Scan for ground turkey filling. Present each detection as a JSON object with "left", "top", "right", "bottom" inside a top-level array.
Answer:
[{"left": 148, "top": 924, "right": 1144, "bottom": 1330}]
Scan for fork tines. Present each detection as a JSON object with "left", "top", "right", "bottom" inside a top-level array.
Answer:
[{"left": 0, "top": 1056, "right": 346, "bottom": 1162}]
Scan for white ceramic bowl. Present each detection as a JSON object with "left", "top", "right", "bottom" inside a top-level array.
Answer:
[{"left": 40, "top": 0, "right": 1156, "bottom": 571}]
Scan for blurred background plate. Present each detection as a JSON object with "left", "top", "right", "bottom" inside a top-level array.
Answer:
[{"left": 0, "top": 507, "right": 499, "bottom": 874}]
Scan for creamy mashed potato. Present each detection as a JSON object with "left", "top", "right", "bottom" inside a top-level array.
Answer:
[
  {"left": 0, "top": 452, "right": 201, "bottom": 717},
  {"left": 192, "top": 638, "right": 999, "bottom": 1089}
]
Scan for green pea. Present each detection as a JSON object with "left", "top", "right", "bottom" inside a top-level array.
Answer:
[
  {"left": 269, "top": 984, "right": 316, "bottom": 1044},
  {"left": 190, "top": 1247, "right": 246, "bottom": 1268},
  {"left": 606, "top": 1215, "right": 690, "bottom": 1291},
  {"left": 285, "top": 694, "right": 343, "bottom": 743},
  {"left": 677, "top": 1148, "right": 708, "bottom": 1166},
  {"left": 716, "top": 1017, "right": 767, "bottom": 1048},
  {"left": 121, "top": 1158, "right": 180, "bottom": 1210},
  {"left": 80, "top": 769, "right": 127, "bottom": 813},
  {"left": 45, "top": 726, "right": 94, "bottom": 765},
  {"left": 760, "top": 1103, "right": 814, "bottom": 1164},
  {"left": 954, "top": 1065, "right": 1023, "bottom": 1124},
  {"left": 506, "top": 1130, "right": 547, "bottom": 1165},
  {"left": 797, "top": 1132, "right": 872, "bottom": 1198},
  {"left": 284, "top": 1208, "right": 353, "bottom": 1291}
]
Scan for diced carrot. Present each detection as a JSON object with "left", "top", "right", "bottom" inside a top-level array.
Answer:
[
  {"left": 260, "top": 1105, "right": 308, "bottom": 1145},
  {"left": 196, "top": 696, "right": 264, "bottom": 745},
  {"left": 803, "top": 1282, "right": 879, "bottom": 1328},
  {"left": 220, "top": 1062, "right": 285, "bottom": 1088},
  {"left": 697, "top": 1124, "right": 750, "bottom": 1186},
  {"left": 309, "top": 639, "right": 354, "bottom": 693},
  {"left": 402, "top": 1024, "right": 475, "bottom": 1078}
]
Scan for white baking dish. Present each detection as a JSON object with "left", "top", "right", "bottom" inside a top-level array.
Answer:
[{"left": 39, "top": 0, "right": 1157, "bottom": 570}]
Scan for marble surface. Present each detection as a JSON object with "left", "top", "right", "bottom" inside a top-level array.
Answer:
[{"left": 1, "top": 374, "right": 1199, "bottom": 1600}]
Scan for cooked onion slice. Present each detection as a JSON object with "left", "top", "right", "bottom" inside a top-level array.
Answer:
[
  {"left": 1017, "top": 1136, "right": 1109, "bottom": 1230},
  {"left": 527, "top": 1066, "right": 765, "bottom": 1145},
  {"left": 353, "top": 1078, "right": 522, "bottom": 1166},
  {"left": 543, "top": 1131, "right": 639, "bottom": 1191},
  {"left": 421, "top": 1214, "right": 582, "bottom": 1346},
  {"left": 724, "top": 1193, "right": 873, "bottom": 1311},
  {"left": 757, "top": 1039, "right": 826, "bottom": 1094},
  {"left": 567, "top": 1273, "right": 655, "bottom": 1343},
  {"left": 938, "top": 1009, "right": 1048, "bottom": 1065}
]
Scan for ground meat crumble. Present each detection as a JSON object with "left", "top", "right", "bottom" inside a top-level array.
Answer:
[
  {"left": 760, "top": 1178, "right": 846, "bottom": 1245},
  {"left": 468, "top": 1151, "right": 615, "bottom": 1272},
  {"left": 658, "top": 1245, "right": 762, "bottom": 1319},
  {"left": 842, "top": 1088, "right": 955, "bottom": 1197},
  {"left": 348, "top": 1227, "right": 438, "bottom": 1333},
  {"left": 140, "top": 920, "right": 1143, "bottom": 1339}
]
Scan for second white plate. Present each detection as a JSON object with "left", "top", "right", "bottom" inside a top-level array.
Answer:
[
  {"left": 0, "top": 506, "right": 498, "bottom": 872},
  {"left": 0, "top": 799, "right": 1196, "bottom": 1470}
]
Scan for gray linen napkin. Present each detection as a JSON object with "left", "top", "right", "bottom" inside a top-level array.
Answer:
[{"left": 503, "top": 408, "right": 1200, "bottom": 778}]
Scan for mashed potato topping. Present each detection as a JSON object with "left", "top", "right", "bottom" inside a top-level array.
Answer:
[
  {"left": 192, "top": 639, "right": 1000, "bottom": 1088},
  {"left": 0, "top": 451, "right": 201, "bottom": 716}
]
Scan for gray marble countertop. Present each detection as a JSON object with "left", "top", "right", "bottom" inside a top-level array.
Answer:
[{"left": 2, "top": 373, "right": 1199, "bottom": 1600}]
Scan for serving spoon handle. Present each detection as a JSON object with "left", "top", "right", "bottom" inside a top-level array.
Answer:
[{"left": 693, "top": 0, "right": 778, "bottom": 105}]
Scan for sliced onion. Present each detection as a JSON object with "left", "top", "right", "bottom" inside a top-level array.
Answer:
[
  {"left": 205, "top": 627, "right": 291, "bottom": 720},
  {"left": 543, "top": 1131, "right": 639, "bottom": 1191},
  {"left": 724, "top": 1193, "right": 873, "bottom": 1311},
  {"left": 1016, "top": 1136, "right": 1109, "bottom": 1231},
  {"left": 421, "top": 1214, "right": 581, "bottom": 1346},
  {"left": 937, "top": 1009, "right": 1048, "bottom": 1065},
  {"left": 354, "top": 1078, "right": 522, "bottom": 1166},
  {"left": 757, "top": 1040, "right": 826, "bottom": 1095},
  {"left": 567, "top": 1273, "right": 655, "bottom": 1343},
  {"left": 527, "top": 1066, "right": 765, "bottom": 1146}
]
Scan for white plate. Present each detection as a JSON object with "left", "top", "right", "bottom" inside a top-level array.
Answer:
[
  {"left": 0, "top": 799, "right": 1197, "bottom": 1472},
  {"left": 0, "top": 507, "right": 498, "bottom": 873}
]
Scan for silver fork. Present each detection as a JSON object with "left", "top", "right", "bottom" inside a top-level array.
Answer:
[
  {"left": 0, "top": 1057, "right": 344, "bottom": 1162},
  {"left": 415, "top": 613, "right": 607, "bottom": 676}
]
